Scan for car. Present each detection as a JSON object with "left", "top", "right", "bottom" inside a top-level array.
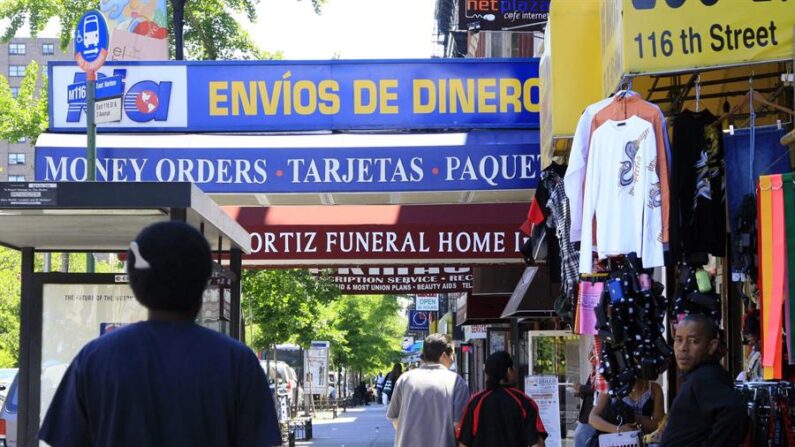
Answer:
[
  {"left": 0, "top": 369, "right": 17, "bottom": 402},
  {"left": 260, "top": 360, "right": 303, "bottom": 414},
  {"left": 0, "top": 373, "right": 18, "bottom": 447}
]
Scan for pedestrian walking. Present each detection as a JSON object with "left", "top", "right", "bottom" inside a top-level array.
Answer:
[
  {"left": 661, "top": 314, "right": 747, "bottom": 446},
  {"left": 376, "top": 372, "right": 386, "bottom": 404},
  {"left": 387, "top": 334, "right": 470, "bottom": 447},
  {"left": 39, "top": 222, "right": 281, "bottom": 447},
  {"left": 381, "top": 363, "right": 402, "bottom": 405},
  {"left": 457, "top": 351, "right": 547, "bottom": 447}
]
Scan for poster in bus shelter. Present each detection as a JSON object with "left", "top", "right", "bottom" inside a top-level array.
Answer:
[
  {"left": 304, "top": 341, "right": 330, "bottom": 395},
  {"left": 41, "top": 282, "right": 147, "bottom": 421}
]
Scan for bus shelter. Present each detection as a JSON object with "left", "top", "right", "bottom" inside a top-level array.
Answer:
[{"left": 0, "top": 181, "right": 250, "bottom": 446}]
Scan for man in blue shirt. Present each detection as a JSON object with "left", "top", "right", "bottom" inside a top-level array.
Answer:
[{"left": 40, "top": 221, "right": 281, "bottom": 447}]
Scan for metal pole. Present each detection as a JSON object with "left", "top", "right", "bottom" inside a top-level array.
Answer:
[{"left": 86, "top": 72, "right": 96, "bottom": 273}]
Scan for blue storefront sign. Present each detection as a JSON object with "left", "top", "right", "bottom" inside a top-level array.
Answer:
[
  {"left": 49, "top": 59, "right": 541, "bottom": 132},
  {"left": 35, "top": 133, "right": 540, "bottom": 193},
  {"left": 409, "top": 311, "right": 430, "bottom": 331}
]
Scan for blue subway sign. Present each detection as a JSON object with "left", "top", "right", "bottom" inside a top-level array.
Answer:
[
  {"left": 35, "top": 132, "right": 540, "bottom": 193},
  {"left": 49, "top": 59, "right": 541, "bottom": 132}
]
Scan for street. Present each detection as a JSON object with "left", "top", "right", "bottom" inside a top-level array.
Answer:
[{"left": 298, "top": 405, "right": 395, "bottom": 447}]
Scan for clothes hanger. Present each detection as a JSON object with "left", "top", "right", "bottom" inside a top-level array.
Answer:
[{"left": 719, "top": 77, "right": 794, "bottom": 123}]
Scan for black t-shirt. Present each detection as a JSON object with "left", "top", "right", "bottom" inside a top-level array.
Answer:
[
  {"left": 458, "top": 386, "right": 547, "bottom": 447},
  {"left": 670, "top": 109, "right": 726, "bottom": 261}
]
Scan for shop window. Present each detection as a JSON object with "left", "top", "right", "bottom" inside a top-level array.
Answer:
[
  {"left": 8, "top": 153, "right": 25, "bottom": 165},
  {"left": 42, "top": 43, "right": 54, "bottom": 55},
  {"left": 9, "top": 66, "right": 25, "bottom": 77},
  {"left": 9, "top": 43, "right": 25, "bottom": 55},
  {"left": 8, "top": 175, "right": 25, "bottom": 181}
]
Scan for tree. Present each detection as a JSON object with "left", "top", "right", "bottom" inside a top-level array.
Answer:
[
  {"left": 0, "top": 0, "right": 325, "bottom": 60},
  {"left": 0, "top": 248, "right": 21, "bottom": 368},
  {"left": 243, "top": 269, "right": 341, "bottom": 351},
  {"left": 329, "top": 295, "right": 405, "bottom": 376},
  {"left": 0, "top": 61, "right": 48, "bottom": 144}
]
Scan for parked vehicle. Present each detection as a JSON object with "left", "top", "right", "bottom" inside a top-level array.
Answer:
[
  {"left": 0, "top": 369, "right": 17, "bottom": 402},
  {"left": 0, "top": 373, "right": 18, "bottom": 447},
  {"left": 260, "top": 360, "right": 302, "bottom": 411}
]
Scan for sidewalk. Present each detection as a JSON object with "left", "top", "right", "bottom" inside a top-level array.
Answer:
[{"left": 296, "top": 403, "right": 395, "bottom": 447}]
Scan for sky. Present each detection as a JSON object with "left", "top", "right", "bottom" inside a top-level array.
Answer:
[
  {"left": 12, "top": 0, "right": 440, "bottom": 60},
  {"left": 242, "top": 0, "right": 439, "bottom": 60}
]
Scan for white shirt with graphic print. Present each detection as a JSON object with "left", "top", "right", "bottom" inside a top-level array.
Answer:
[{"left": 578, "top": 115, "right": 664, "bottom": 273}]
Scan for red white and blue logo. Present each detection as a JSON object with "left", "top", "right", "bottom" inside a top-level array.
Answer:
[{"left": 66, "top": 69, "right": 172, "bottom": 123}]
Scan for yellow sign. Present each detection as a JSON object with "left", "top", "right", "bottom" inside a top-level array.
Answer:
[
  {"left": 621, "top": 0, "right": 794, "bottom": 74},
  {"left": 540, "top": 2, "right": 604, "bottom": 167}
]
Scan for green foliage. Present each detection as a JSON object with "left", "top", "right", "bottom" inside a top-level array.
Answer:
[
  {"left": 329, "top": 295, "right": 405, "bottom": 376},
  {"left": 243, "top": 269, "right": 405, "bottom": 375},
  {"left": 0, "top": 61, "right": 48, "bottom": 144},
  {"left": 0, "top": 248, "right": 21, "bottom": 367},
  {"left": 243, "top": 269, "right": 342, "bottom": 350},
  {"left": 0, "top": 0, "right": 322, "bottom": 59}
]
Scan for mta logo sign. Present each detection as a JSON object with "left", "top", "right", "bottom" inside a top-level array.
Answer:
[{"left": 66, "top": 69, "right": 172, "bottom": 123}]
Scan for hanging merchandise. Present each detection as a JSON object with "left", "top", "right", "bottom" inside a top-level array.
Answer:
[
  {"left": 589, "top": 93, "right": 672, "bottom": 246},
  {"left": 578, "top": 115, "right": 664, "bottom": 274},
  {"left": 566, "top": 91, "right": 671, "bottom": 247},
  {"left": 669, "top": 109, "right": 725, "bottom": 263},
  {"left": 593, "top": 257, "right": 671, "bottom": 398},
  {"left": 758, "top": 174, "right": 788, "bottom": 380},
  {"left": 725, "top": 127, "right": 791, "bottom": 233},
  {"left": 575, "top": 280, "right": 602, "bottom": 336},
  {"left": 736, "top": 382, "right": 795, "bottom": 447},
  {"left": 670, "top": 265, "right": 722, "bottom": 326}
]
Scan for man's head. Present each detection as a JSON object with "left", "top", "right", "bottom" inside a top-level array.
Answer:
[
  {"left": 485, "top": 351, "right": 515, "bottom": 389},
  {"left": 674, "top": 314, "right": 720, "bottom": 373},
  {"left": 421, "top": 333, "right": 455, "bottom": 368},
  {"left": 127, "top": 221, "right": 212, "bottom": 319}
]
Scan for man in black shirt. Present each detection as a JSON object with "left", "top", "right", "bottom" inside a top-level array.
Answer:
[
  {"left": 661, "top": 314, "right": 747, "bottom": 446},
  {"left": 457, "top": 351, "right": 546, "bottom": 447}
]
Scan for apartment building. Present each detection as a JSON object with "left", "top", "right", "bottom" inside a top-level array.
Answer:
[{"left": 0, "top": 38, "right": 72, "bottom": 181}]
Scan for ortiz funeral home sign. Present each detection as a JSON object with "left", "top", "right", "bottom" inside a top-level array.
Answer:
[{"left": 227, "top": 203, "right": 530, "bottom": 266}]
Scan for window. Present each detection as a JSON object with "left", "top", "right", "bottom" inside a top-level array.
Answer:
[
  {"left": 42, "top": 43, "right": 54, "bottom": 55},
  {"left": 10, "top": 87, "right": 18, "bottom": 98},
  {"left": 8, "top": 153, "right": 25, "bottom": 165},
  {"left": 16, "top": 136, "right": 26, "bottom": 143},
  {"left": 9, "top": 66, "right": 25, "bottom": 77},
  {"left": 8, "top": 43, "right": 25, "bottom": 55},
  {"left": 8, "top": 175, "right": 25, "bottom": 181}
]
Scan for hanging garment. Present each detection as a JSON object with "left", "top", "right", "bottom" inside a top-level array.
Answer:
[
  {"left": 579, "top": 116, "right": 664, "bottom": 273},
  {"left": 589, "top": 95, "right": 671, "bottom": 244},
  {"left": 725, "top": 127, "right": 791, "bottom": 234},
  {"left": 543, "top": 164, "right": 579, "bottom": 300},
  {"left": 670, "top": 110, "right": 726, "bottom": 261},
  {"left": 565, "top": 96, "right": 615, "bottom": 243},
  {"left": 576, "top": 281, "right": 602, "bottom": 335}
]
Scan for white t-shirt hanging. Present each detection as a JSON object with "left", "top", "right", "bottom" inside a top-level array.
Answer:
[
  {"left": 578, "top": 115, "right": 664, "bottom": 273},
  {"left": 564, "top": 96, "right": 615, "bottom": 243}
]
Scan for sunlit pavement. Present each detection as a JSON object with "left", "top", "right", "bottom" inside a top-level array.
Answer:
[{"left": 296, "top": 403, "right": 396, "bottom": 447}]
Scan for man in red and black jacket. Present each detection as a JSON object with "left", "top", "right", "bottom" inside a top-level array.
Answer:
[{"left": 457, "top": 351, "right": 547, "bottom": 447}]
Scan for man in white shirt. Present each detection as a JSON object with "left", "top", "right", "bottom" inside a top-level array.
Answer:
[{"left": 387, "top": 334, "right": 470, "bottom": 447}]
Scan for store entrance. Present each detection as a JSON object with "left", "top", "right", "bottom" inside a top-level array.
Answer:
[{"left": 528, "top": 331, "right": 587, "bottom": 446}]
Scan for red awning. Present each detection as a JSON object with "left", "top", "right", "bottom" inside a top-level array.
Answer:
[{"left": 223, "top": 203, "right": 530, "bottom": 266}]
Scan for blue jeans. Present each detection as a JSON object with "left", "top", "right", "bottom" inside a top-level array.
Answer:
[{"left": 574, "top": 422, "right": 597, "bottom": 447}]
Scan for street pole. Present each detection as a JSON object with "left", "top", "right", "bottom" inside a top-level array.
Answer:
[{"left": 86, "top": 73, "right": 96, "bottom": 273}]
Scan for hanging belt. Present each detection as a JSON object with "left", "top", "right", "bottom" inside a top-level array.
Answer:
[{"left": 759, "top": 175, "right": 775, "bottom": 379}]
